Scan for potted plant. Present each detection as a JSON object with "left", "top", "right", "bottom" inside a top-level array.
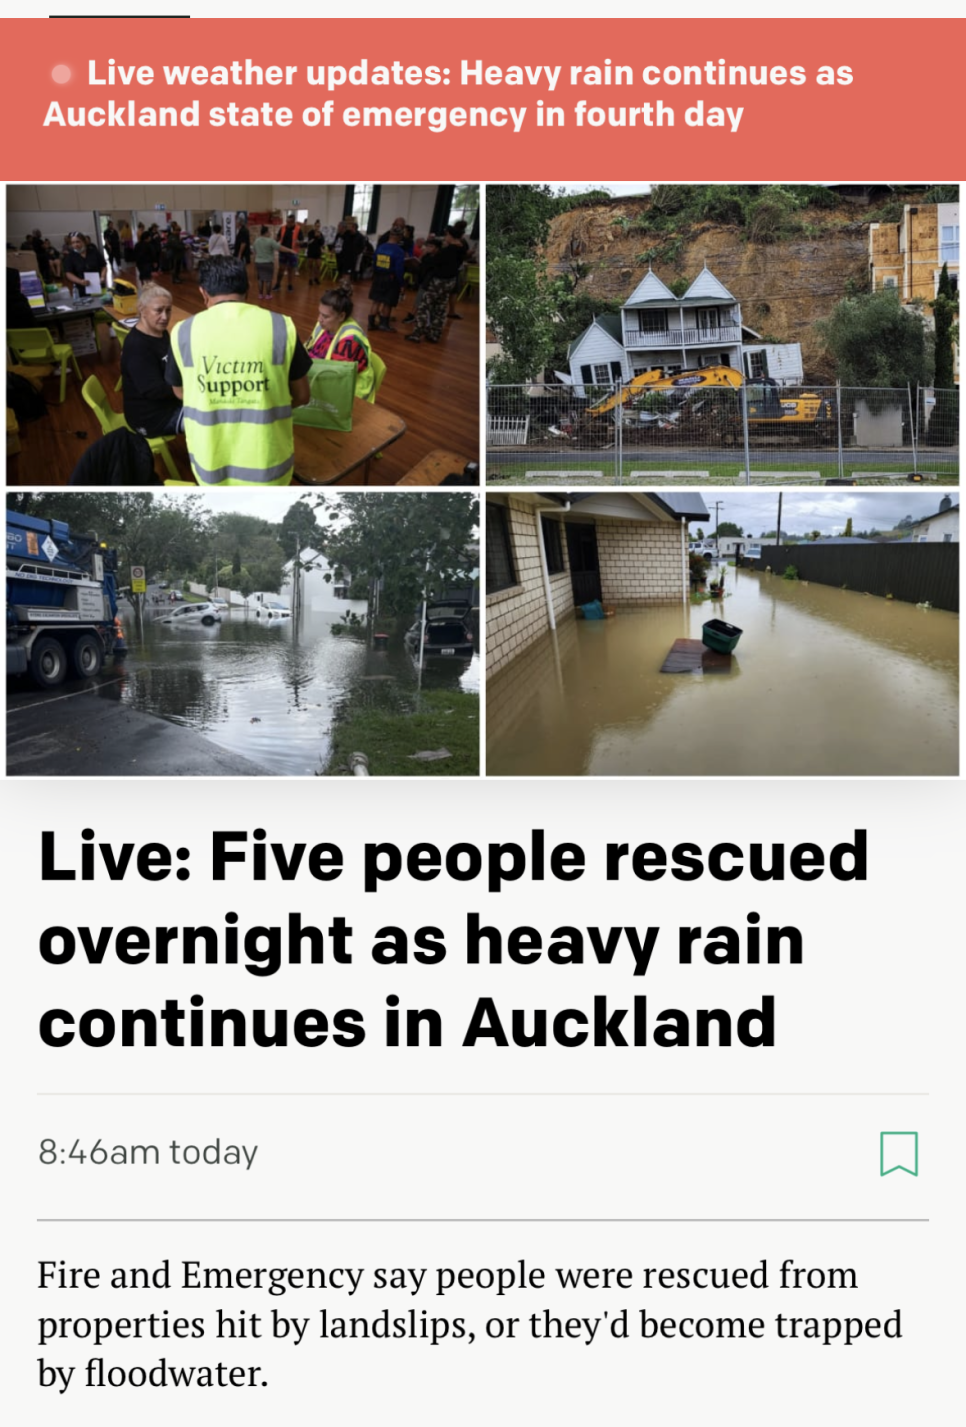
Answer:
[{"left": 689, "top": 552, "right": 708, "bottom": 587}]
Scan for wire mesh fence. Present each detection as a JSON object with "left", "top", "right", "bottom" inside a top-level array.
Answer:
[{"left": 485, "top": 381, "right": 960, "bottom": 486}]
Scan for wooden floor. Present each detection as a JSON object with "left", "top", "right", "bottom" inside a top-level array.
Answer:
[{"left": 7, "top": 267, "right": 480, "bottom": 487}]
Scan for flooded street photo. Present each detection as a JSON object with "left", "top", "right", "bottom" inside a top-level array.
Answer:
[
  {"left": 123, "top": 607, "right": 479, "bottom": 776},
  {"left": 487, "top": 561, "right": 958, "bottom": 778},
  {"left": 7, "top": 490, "right": 480, "bottom": 778}
]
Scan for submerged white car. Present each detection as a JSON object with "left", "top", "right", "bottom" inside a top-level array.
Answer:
[
  {"left": 254, "top": 600, "right": 292, "bottom": 620},
  {"left": 154, "top": 602, "right": 223, "bottom": 627}
]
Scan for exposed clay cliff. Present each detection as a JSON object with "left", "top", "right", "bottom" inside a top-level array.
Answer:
[{"left": 541, "top": 192, "right": 930, "bottom": 381}]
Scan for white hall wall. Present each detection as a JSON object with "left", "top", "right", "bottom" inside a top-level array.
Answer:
[
  {"left": 7, "top": 184, "right": 275, "bottom": 247},
  {"left": 269, "top": 184, "right": 439, "bottom": 236}
]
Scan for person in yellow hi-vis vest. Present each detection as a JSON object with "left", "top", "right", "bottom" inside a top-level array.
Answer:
[
  {"left": 304, "top": 288, "right": 383, "bottom": 403},
  {"left": 165, "top": 255, "right": 312, "bottom": 486}
]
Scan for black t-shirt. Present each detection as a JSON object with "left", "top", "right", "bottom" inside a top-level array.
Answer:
[
  {"left": 121, "top": 326, "right": 183, "bottom": 437},
  {"left": 435, "top": 242, "right": 465, "bottom": 280},
  {"left": 307, "top": 233, "right": 324, "bottom": 259},
  {"left": 63, "top": 249, "right": 91, "bottom": 282}
]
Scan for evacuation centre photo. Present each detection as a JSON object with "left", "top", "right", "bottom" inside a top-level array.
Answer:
[{"left": 7, "top": 183, "right": 480, "bottom": 489}]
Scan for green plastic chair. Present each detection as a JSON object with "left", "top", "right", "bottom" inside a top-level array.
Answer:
[
  {"left": 366, "top": 348, "right": 387, "bottom": 405},
  {"left": 457, "top": 264, "right": 480, "bottom": 302},
  {"left": 7, "top": 326, "right": 82, "bottom": 404},
  {"left": 81, "top": 374, "right": 180, "bottom": 481},
  {"left": 111, "top": 322, "right": 130, "bottom": 392}
]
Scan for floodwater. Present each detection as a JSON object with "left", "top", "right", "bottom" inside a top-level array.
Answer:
[
  {"left": 486, "top": 565, "right": 958, "bottom": 777},
  {"left": 114, "top": 605, "right": 479, "bottom": 776}
]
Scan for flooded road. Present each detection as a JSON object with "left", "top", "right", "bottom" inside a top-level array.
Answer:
[
  {"left": 112, "top": 605, "right": 478, "bottom": 776},
  {"left": 486, "top": 565, "right": 958, "bottom": 777}
]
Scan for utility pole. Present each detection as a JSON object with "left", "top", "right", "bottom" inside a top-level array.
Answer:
[
  {"left": 776, "top": 491, "right": 783, "bottom": 548},
  {"left": 712, "top": 501, "right": 725, "bottom": 553},
  {"left": 292, "top": 532, "right": 302, "bottom": 622}
]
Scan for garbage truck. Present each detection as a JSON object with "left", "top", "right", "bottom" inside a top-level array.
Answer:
[{"left": 6, "top": 508, "right": 126, "bottom": 687}]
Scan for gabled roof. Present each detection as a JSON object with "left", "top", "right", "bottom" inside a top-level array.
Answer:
[
  {"left": 680, "top": 265, "right": 737, "bottom": 305},
  {"left": 622, "top": 267, "right": 677, "bottom": 308},
  {"left": 567, "top": 312, "right": 624, "bottom": 361},
  {"left": 907, "top": 503, "right": 959, "bottom": 528}
]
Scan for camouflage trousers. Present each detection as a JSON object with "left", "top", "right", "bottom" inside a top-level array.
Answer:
[{"left": 413, "top": 277, "right": 455, "bottom": 341}]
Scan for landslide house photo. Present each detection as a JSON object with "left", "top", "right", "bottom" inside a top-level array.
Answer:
[{"left": 6, "top": 183, "right": 480, "bottom": 488}]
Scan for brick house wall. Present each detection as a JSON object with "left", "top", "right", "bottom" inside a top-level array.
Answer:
[
  {"left": 486, "top": 498, "right": 575, "bottom": 677},
  {"left": 595, "top": 517, "right": 684, "bottom": 604},
  {"left": 487, "top": 499, "right": 688, "bottom": 677}
]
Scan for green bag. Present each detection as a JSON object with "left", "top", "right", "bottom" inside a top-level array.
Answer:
[{"left": 293, "top": 359, "right": 357, "bottom": 431}]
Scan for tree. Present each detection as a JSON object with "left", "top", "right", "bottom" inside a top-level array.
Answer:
[
  {"left": 715, "top": 520, "right": 744, "bottom": 537},
  {"left": 279, "top": 496, "right": 325, "bottom": 557},
  {"left": 487, "top": 184, "right": 557, "bottom": 258},
  {"left": 843, "top": 517, "right": 853, "bottom": 537},
  {"left": 695, "top": 528, "right": 705, "bottom": 540},
  {"left": 486, "top": 254, "right": 559, "bottom": 382},
  {"left": 8, "top": 493, "right": 212, "bottom": 599},
  {"left": 816, "top": 289, "right": 933, "bottom": 388},
  {"left": 232, "top": 549, "right": 242, "bottom": 576},
  {"left": 320, "top": 493, "right": 479, "bottom": 621},
  {"left": 929, "top": 262, "right": 959, "bottom": 444}
]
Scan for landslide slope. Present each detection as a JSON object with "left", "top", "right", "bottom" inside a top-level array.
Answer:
[{"left": 541, "top": 192, "right": 927, "bottom": 381}]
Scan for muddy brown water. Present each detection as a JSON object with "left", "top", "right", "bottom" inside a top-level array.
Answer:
[
  {"left": 112, "top": 606, "right": 479, "bottom": 776},
  {"left": 486, "top": 566, "right": 958, "bottom": 777}
]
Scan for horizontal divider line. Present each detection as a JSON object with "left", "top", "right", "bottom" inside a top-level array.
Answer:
[
  {"left": 37, "top": 1091, "right": 928, "bottom": 1097},
  {"left": 38, "top": 1218, "right": 930, "bottom": 1224}
]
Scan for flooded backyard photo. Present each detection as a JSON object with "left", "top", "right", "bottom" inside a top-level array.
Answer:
[{"left": 487, "top": 564, "right": 958, "bottom": 777}]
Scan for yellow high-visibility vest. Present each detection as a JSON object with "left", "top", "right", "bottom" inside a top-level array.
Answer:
[
  {"left": 307, "top": 318, "right": 378, "bottom": 402},
  {"left": 173, "top": 302, "right": 298, "bottom": 486}
]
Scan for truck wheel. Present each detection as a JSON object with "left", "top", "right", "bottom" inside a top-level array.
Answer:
[
  {"left": 71, "top": 634, "right": 104, "bottom": 679},
  {"left": 29, "top": 636, "right": 68, "bottom": 689}
]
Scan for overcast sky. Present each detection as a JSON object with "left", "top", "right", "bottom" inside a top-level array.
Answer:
[
  {"left": 690, "top": 490, "right": 956, "bottom": 535},
  {"left": 558, "top": 183, "right": 651, "bottom": 196}
]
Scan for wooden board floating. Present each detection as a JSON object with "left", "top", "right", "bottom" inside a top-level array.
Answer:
[{"left": 660, "top": 638, "right": 733, "bottom": 675}]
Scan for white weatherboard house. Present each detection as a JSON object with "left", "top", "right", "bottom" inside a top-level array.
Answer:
[
  {"left": 281, "top": 549, "right": 366, "bottom": 614},
  {"left": 905, "top": 499, "right": 959, "bottom": 544},
  {"left": 566, "top": 265, "right": 803, "bottom": 397}
]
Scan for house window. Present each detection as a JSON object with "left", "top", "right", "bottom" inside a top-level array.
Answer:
[
  {"left": 541, "top": 517, "right": 565, "bottom": 575},
  {"left": 941, "top": 224, "right": 959, "bottom": 264},
  {"left": 748, "top": 350, "right": 768, "bottom": 379},
  {"left": 944, "top": 532, "right": 953, "bottom": 542},
  {"left": 882, "top": 276, "right": 898, "bottom": 288},
  {"left": 486, "top": 504, "right": 517, "bottom": 594},
  {"left": 638, "top": 310, "right": 669, "bottom": 335}
]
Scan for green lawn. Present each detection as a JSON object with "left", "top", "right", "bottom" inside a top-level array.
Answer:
[
  {"left": 324, "top": 689, "right": 479, "bottom": 777},
  {"left": 486, "top": 458, "right": 958, "bottom": 487}
]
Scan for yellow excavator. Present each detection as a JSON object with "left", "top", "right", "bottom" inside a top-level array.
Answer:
[{"left": 585, "top": 365, "right": 833, "bottom": 442}]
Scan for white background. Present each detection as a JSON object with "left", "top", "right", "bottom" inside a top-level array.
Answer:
[{"left": 5, "top": 779, "right": 961, "bottom": 1423}]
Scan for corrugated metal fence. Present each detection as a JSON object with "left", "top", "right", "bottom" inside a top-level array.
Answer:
[{"left": 750, "top": 543, "right": 959, "bottom": 611}]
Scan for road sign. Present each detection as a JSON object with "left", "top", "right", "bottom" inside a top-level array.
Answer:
[{"left": 131, "top": 564, "right": 146, "bottom": 594}]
